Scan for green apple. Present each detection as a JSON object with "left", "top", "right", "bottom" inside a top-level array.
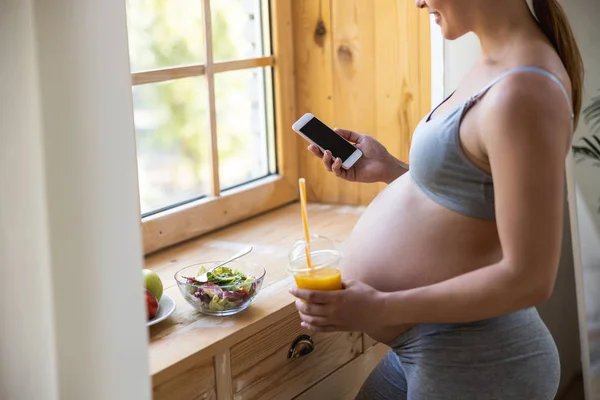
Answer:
[{"left": 143, "top": 269, "right": 163, "bottom": 302}]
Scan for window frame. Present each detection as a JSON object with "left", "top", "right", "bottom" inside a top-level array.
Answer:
[{"left": 131, "top": 0, "right": 298, "bottom": 255}]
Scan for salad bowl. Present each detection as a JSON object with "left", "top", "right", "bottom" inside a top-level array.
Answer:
[{"left": 174, "top": 260, "right": 266, "bottom": 316}]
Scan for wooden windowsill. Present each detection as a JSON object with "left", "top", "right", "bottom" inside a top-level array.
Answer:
[{"left": 146, "top": 202, "right": 365, "bottom": 382}]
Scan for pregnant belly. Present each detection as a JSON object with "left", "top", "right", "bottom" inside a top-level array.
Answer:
[{"left": 339, "top": 174, "right": 502, "bottom": 342}]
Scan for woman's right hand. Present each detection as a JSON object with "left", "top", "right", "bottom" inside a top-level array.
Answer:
[{"left": 307, "top": 128, "right": 407, "bottom": 184}]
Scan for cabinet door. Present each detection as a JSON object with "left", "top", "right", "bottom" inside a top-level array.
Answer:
[
  {"left": 230, "top": 311, "right": 363, "bottom": 400},
  {"left": 153, "top": 355, "right": 216, "bottom": 400},
  {"left": 294, "top": 344, "right": 389, "bottom": 400}
]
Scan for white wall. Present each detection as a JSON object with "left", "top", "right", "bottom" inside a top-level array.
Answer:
[
  {"left": 0, "top": 1, "right": 152, "bottom": 399},
  {"left": 562, "top": 0, "right": 600, "bottom": 393},
  {"left": 430, "top": 16, "right": 445, "bottom": 106},
  {"left": 429, "top": 21, "right": 482, "bottom": 103},
  {"left": 443, "top": 33, "right": 480, "bottom": 96},
  {"left": 565, "top": 0, "right": 600, "bottom": 267},
  {"left": 564, "top": 0, "right": 600, "bottom": 317},
  {"left": 0, "top": 2, "right": 58, "bottom": 398},
  {"left": 437, "top": 14, "right": 585, "bottom": 397}
]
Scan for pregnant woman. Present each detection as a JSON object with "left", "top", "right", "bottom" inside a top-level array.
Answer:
[{"left": 289, "top": 0, "right": 583, "bottom": 398}]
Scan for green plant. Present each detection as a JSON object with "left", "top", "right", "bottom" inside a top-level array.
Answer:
[
  {"left": 572, "top": 93, "right": 600, "bottom": 212},
  {"left": 573, "top": 93, "right": 600, "bottom": 165}
]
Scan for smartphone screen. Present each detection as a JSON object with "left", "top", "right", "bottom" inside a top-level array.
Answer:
[{"left": 299, "top": 117, "right": 357, "bottom": 160}]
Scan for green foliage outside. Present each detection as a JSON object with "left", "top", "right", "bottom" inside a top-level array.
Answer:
[
  {"left": 573, "top": 93, "right": 600, "bottom": 212},
  {"left": 126, "top": 0, "right": 271, "bottom": 214}
]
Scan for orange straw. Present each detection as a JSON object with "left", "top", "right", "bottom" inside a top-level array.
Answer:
[{"left": 298, "top": 178, "right": 313, "bottom": 269}]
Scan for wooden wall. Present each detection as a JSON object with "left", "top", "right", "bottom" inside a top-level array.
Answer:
[{"left": 292, "top": 0, "right": 431, "bottom": 205}]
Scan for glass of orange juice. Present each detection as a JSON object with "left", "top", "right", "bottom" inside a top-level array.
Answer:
[{"left": 288, "top": 235, "right": 343, "bottom": 291}]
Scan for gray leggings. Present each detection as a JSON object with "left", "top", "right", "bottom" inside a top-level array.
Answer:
[{"left": 356, "top": 308, "right": 560, "bottom": 399}]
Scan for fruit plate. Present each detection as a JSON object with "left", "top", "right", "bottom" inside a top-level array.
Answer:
[{"left": 147, "top": 294, "right": 176, "bottom": 327}]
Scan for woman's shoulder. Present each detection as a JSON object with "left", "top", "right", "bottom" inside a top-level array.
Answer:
[
  {"left": 478, "top": 48, "right": 573, "bottom": 129},
  {"left": 476, "top": 55, "right": 574, "bottom": 150},
  {"left": 508, "top": 41, "right": 573, "bottom": 97}
]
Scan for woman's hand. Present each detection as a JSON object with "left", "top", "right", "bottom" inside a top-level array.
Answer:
[
  {"left": 289, "top": 280, "right": 387, "bottom": 333},
  {"left": 308, "top": 128, "right": 407, "bottom": 184}
]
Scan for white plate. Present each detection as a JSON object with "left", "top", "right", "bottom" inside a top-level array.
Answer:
[{"left": 147, "top": 294, "right": 176, "bottom": 327}]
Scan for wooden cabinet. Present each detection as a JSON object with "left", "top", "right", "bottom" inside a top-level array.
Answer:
[
  {"left": 152, "top": 355, "right": 216, "bottom": 400},
  {"left": 231, "top": 312, "right": 363, "bottom": 399},
  {"left": 294, "top": 345, "right": 389, "bottom": 400},
  {"left": 148, "top": 204, "right": 388, "bottom": 400},
  {"left": 151, "top": 308, "right": 385, "bottom": 400}
]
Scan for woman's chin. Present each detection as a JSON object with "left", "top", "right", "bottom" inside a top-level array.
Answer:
[{"left": 441, "top": 28, "right": 469, "bottom": 41}]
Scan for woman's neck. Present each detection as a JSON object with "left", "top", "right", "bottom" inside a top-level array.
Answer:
[{"left": 472, "top": 0, "right": 542, "bottom": 63}]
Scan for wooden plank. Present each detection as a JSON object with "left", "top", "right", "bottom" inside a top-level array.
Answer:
[
  {"left": 373, "top": 0, "right": 401, "bottom": 196},
  {"left": 131, "top": 57, "right": 274, "bottom": 86},
  {"left": 292, "top": 0, "right": 335, "bottom": 203},
  {"left": 231, "top": 312, "right": 363, "bottom": 399},
  {"left": 230, "top": 312, "right": 305, "bottom": 377},
  {"left": 215, "top": 349, "right": 233, "bottom": 400},
  {"left": 132, "top": 65, "right": 206, "bottom": 86},
  {"left": 417, "top": 7, "right": 432, "bottom": 134},
  {"left": 293, "top": 344, "right": 389, "bottom": 400},
  {"left": 146, "top": 203, "right": 364, "bottom": 378},
  {"left": 152, "top": 354, "right": 216, "bottom": 400},
  {"left": 270, "top": 0, "right": 299, "bottom": 189},
  {"left": 203, "top": 0, "right": 220, "bottom": 196},
  {"left": 362, "top": 334, "right": 377, "bottom": 351},
  {"left": 373, "top": 0, "right": 423, "bottom": 194},
  {"left": 331, "top": 0, "right": 378, "bottom": 205},
  {"left": 142, "top": 176, "right": 296, "bottom": 255},
  {"left": 294, "top": 0, "right": 431, "bottom": 206},
  {"left": 213, "top": 56, "right": 274, "bottom": 74},
  {"left": 144, "top": 202, "right": 361, "bottom": 291}
]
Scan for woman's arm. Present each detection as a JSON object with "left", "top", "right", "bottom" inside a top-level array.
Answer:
[
  {"left": 382, "top": 157, "right": 409, "bottom": 184},
  {"left": 381, "top": 74, "right": 572, "bottom": 324}
]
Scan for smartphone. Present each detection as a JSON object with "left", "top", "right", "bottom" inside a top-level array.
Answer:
[{"left": 292, "top": 113, "right": 363, "bottom": 169}]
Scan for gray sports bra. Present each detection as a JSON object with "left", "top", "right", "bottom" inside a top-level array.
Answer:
[{"left": 409, "top": 66, "right": 574, "bottom": 220}]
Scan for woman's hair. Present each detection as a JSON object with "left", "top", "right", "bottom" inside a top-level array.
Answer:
[{"left": 532, "top": 0, "right": 584, "bottom": 128}]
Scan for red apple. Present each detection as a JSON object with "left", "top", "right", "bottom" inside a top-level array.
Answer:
[{"left": 145, "top": 289, "right": 159, "bottom": 320}]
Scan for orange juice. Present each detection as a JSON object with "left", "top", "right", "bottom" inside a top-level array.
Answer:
[
  {"left": 293, "top": 266, "right": 342, "bottom": 291},
  {"left": 288, "top": 236, "right": 343, "bottom": 291}
]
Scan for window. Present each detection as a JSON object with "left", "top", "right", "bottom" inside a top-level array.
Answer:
[{"left": 126, "top": 0, "right": 297, "bottom": 254}]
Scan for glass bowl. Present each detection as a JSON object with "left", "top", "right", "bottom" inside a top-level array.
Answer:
[{"left": 174, "top": 260, "right": 266, "bottom": 316}]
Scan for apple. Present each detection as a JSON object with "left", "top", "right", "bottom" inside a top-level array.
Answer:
[
  {"left": 143, "top": 269, "right": 163, "bottom": 301},
  {"left": 145, "top": 289, "right": 159, "bottom": 320}
]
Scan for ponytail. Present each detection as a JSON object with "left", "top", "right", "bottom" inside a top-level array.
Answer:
[{"left": 532, "top": 0, "right": 584, "bottom": 128}]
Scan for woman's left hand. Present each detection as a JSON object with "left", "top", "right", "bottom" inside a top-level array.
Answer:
[{"left": 289, "top": 280, "right": 387, "bottom": 333}]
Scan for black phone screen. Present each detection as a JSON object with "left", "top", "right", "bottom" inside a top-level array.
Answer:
[{"left": 299, "top": 117, "right": 357, "bottom": 160}]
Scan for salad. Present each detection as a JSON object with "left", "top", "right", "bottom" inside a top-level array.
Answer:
[{"left": 184, "top": 266, "right": 257, "bottom": 312}]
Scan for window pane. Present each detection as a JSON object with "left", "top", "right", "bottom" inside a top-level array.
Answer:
[
  {"left": 211, "top": 0, "right": 269, "bottom": 62},
  {"left": 215, "top": 68, "right": 274, "bottom": 190},
  {"left": 133, "top": 77, "right": 210, "bottom": 215},
  {"left": 126, "top": 0, "right": 205, "bottom": 72}
]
